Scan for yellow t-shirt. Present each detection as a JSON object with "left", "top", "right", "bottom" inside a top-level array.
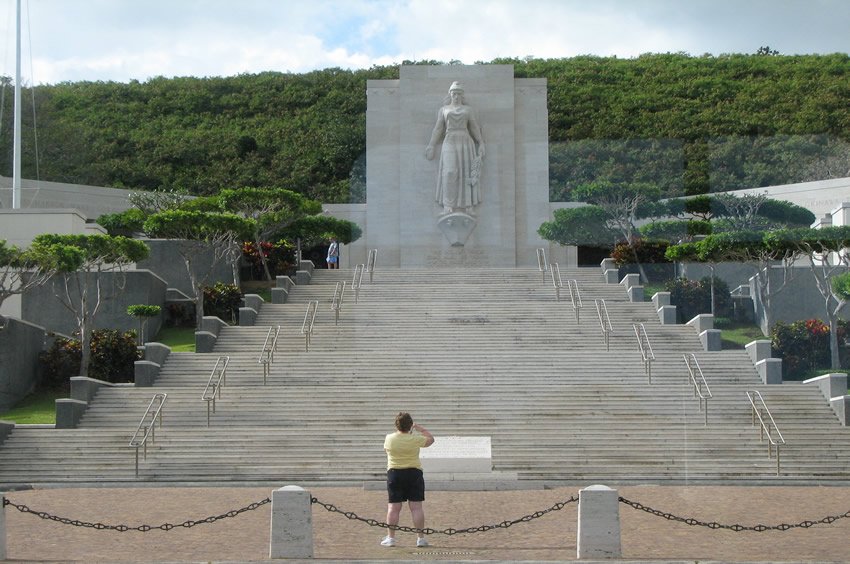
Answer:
[{"left": 384, "top": 432, "right": 428, "bottom": 470}]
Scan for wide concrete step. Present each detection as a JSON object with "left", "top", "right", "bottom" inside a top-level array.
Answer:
[{"left": 4, "top": 266, "right": 847, "bottom": 486}]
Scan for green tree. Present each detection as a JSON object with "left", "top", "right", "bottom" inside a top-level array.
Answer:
[
  {"left": 573, "top": 181, "right": 661, "bottom": 281},
  {"left": 767, "top": 227, "right": 850, "bottom": 369},
  {"left": 538, "top": 205, "right": 618, "bottom": 247},
  {"left": 28, "top": 234, "right": 150, "bottom": 377},
  {"left": 127, "top": 304, "right": 161, "bottom": 345},
  {"left": 665, "top": 230, "right": 799, "bottom": 330},
  {"left": 143, "top": 210, "right": 254, "bottom": 327},
  {"left": 0, "top": 240, "right": 61, "bottom": 321},
  {"left": 218, "top": 186, "right": 322, "bottom": 280},
  {"left": 11, "top": 54, "right": 850, "bottom": 200}
]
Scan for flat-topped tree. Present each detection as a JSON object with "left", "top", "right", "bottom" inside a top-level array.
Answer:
[
  {"left": 0, "top": 240, "right": 63, "bottom": 325},
  {"left": 766, "top": 226, "right": 850, "bottom": 369},
  {"left": 572, "top": 181, "right": 661, "bottom": 282},
  {"left": 28, "top": 234, "right": 150, "bottom": 378},
  {"left": 217, "top": 187, "right": 322, "bottom": 280},
  {"left": 538, "top": 205, "right": 619, "bottom": 248},
  {"left": 277, "top": 214, "right": 363, "bottom": 250},
  {"left": 143, "top": 210, "right": 255, "bottom": 328},
  {"left": 127, "top": 304, "right": 162, "bottom": 345},
  {"left": 665, "top": 230, "right": 799, "bottom": 332}
]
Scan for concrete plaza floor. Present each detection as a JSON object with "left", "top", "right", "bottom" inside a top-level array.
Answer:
[{"left": 4, "top": 483, "right": 850, "bottom": 562}]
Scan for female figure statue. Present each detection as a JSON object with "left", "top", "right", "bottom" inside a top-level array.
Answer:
[{"left": 425, "top": 81, "right": 485, "bottom": 214}]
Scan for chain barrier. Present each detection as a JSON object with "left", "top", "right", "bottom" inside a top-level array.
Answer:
[
  {"left": 1, "top": 495, "right": 270, "bottom": 532},
  {"left": 619, "top": 496, "right": 850, "bottom": 532},
  {"left": 310, "top": 494, "right": 579, "bottom": 535},
  {"left": 5, "top": 494, "right": 850, "bottom": 536}
]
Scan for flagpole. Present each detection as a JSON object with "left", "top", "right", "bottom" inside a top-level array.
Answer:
[{"left": 12, "top": 0, "right": 22, "bottom": 209}]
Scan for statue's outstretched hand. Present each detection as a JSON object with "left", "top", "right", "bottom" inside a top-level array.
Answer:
[{"left": 425, "top": 146, "right": 435, "bottom": 160}]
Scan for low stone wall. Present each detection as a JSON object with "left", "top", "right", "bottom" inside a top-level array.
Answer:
[
  {"left": 21, "top": 269, "right": 167, "bottom": 337},
  {"left": 136, "top": 239, "right": 235, "bottom": 299},
  {"left": 134, "top": 343, "right": 171, "bottom": 387},
  {"left": 0, "top": 317, "right": 47, "bottom": 412},
  {"left": 196, "top": 317, "right": 227, "bottom": 353}
]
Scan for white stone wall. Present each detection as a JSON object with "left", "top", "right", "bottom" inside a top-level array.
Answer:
[
  {"left": 723, "top": 176, "right": 850, "bottom": 222},
  {"left": 0, "top": 209, "right": 107, "bottom": 247},
  {"left": 0, "top": 176, "right": 134, "bottom": 217}
]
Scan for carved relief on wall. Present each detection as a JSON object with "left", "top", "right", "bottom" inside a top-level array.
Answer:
[{"left": 425, "top": 81, "right": 485, "bottom": 246}]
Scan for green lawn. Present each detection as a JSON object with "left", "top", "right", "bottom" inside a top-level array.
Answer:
[
  {"left": 717, "top": 320, "right": 766, "bottom": 349},
  {"left": 642, "top": 283, "right": 666, "bottom": 301},
  {"left": 152, "top": 326, "right": 195, "bottom": 352},
  {"left": 0, "top": 389, "right": 64, "bottom": 424}
]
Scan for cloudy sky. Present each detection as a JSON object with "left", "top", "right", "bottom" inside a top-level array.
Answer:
[{"left": 1, "top": 0, "right": 848, "bottom": 85}]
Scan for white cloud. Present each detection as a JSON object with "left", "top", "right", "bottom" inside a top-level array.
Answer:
[{"left": 1, "top": 0, "right": 847, "bottom": 84}]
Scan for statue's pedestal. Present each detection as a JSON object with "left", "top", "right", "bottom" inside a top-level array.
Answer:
[{"left": 437, "top": 212, "right": 477, "bottom": 247}]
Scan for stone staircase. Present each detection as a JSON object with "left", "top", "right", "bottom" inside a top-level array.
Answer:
[{"left": 1, "top": 266, "right": 849, "bottom": 486}]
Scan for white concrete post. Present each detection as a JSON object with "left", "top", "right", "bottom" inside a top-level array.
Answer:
[
  {"left": 577, "top": 484, "right": 621, "bottom": 559},
  {"left": 269, "top": 485, "right": 313, "bottom": 559},
  {"left": 1, "top": 493, "right": 6, "bottom": 560}
]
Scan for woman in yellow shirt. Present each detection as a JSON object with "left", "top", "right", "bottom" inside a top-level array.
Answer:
[{"left": 381, "top": 412, "right": 434, "bottom": 547}]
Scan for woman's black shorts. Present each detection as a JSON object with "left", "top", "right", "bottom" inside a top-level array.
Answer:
[{"left": 387, "top": 468, "right": 425, "bottom": 503}]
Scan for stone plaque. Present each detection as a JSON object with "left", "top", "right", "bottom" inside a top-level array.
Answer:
[{"left": 420, "top": 436, "right": 492, "bottom": 474}]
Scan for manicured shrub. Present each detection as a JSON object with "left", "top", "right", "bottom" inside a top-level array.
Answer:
[
  {"left": 242, "top": 240, "right": 296, "bottom": 279},
  {"left": 39, "top": 329, "right": 141, "bottom": 388},
  {"left": 771, "top": 319, "right": 831, "bottom": 379},
  {"left": 611, "top": 239, "right": 670, "bottom": 265},
  {"left": 127, "top": 304, "right": 162, "bottom": 344},
  {"left": 203, "top": 282, "right": 243, "bottom": 324},
  {"left": 665, "top": 276, "right": 731, "bottom": 322}
]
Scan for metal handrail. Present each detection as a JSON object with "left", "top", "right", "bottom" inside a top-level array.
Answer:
[
  {"left": 257, "top": 325, "right": 281, "bottom": 384},
  {"left": 301, "top": 300, "right": 319, "bottom": 352},
  {"left": 367, "top": 249, "right": 377, "bottom": 282},
  {"left": 202, "top": 355, "right": 229, "bottom": 426},
  {"left": 566, "top": 279, "right": 582, "bottom": 322},
  {"left": 746, "top": 390, "right": 786, "bottom": 476},
  {"left": 550, "top": 263, "right": 563, "bottom": 301},
  {"left": 683, "top": 353, "right": 712, "bottom": 425},
  {"left": 594, "top": 299, "right": 613, "bottom": 351},
  {"left": 536, "top": 247, "right": 548, "bottom": 280},
  {"left": 331, "top": 281, "right": 346, "bottom": 325},
  {"left": 633, "top": 323, "right": 656, "bottom": 383},
  {"left": 352, "top": 264, "right": 365, "bottom": 303},
  {"left": 129, "top": 393, "right": 167, "bottom": 477}
]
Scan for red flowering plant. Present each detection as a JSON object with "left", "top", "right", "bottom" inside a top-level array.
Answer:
[
  {"left": 242, "top": 240, "right": 295, "bottom": 280},
  {"left": 771, "top": 319, "right": 831, "bottom": 379}
]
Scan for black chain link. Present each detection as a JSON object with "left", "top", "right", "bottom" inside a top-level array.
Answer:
[
  {"left": 7, "top": 493, "right": 849, "bottom": 536},
  {"left": 619, "top": 496, "right": 850, "bottom": 532},
  {"left": 310, "top": 494, "right": 579, "bottom": 535},
  {"left": 1, "top": 495, "right": 270, "bottom": 532}
]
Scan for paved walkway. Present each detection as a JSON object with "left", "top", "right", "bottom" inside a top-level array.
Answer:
[{"left": 4, "top": 484, "right": 850, "bottom": 562}]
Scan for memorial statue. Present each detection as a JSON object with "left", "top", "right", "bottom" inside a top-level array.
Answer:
[{"left": 425, "top": 81, "right": 485, "bottom": 215}]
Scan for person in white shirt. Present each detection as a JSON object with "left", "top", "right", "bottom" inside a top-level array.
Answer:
[{"left": 326, "top": 238, "right": 339, "bottom": 269}]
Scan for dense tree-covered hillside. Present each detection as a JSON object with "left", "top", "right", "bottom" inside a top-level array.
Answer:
[{"left": 1, "top": 53, "right": 848, "bottom": 201}]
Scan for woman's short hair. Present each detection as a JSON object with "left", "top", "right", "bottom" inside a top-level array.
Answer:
[{"left": 395, "top": 412, "right": 413, "bottom": 432}]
